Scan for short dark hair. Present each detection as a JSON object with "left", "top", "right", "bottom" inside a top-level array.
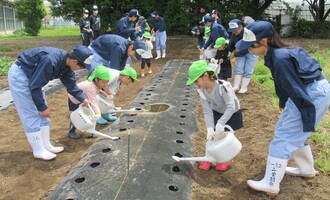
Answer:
[{"left": 67, "top": 52, "right": 85, "bottom": 68}]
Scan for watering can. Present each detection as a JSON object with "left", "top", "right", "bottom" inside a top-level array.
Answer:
[
  {"left": 203, "top": 49, "right": 217, "bottom": 59},
  {"left": 70, "top": 104, "right": 120, "bottom": 140},
  {"left": 172, "top": 125, "right": 242, "bottom": 163}
]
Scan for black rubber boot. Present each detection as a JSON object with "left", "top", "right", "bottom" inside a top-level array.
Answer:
[{"left": 67, "top": 122, "right": 81, "bottom": 139}]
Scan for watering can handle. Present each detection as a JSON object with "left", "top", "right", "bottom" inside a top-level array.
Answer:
[
  {"left": 87, "top": 104, "right": 99, "bottom": 120},
  {"left": 99, "top": 90, "right": 108, "bottom": 97},
  {"left": 224, "top": 125, "right": 234, "bottom": 133}
]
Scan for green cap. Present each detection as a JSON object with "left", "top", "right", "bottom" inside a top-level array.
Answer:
[
  {"left": 143, "top": 32, "right": 152, "bottom": 39},
  {"left": 186, "top": 60, "right": 214, "bottom": 85},
  {"left": 88, "top": 65, "right": 110, "bottom": 81},
  {"left": 213, "top": 37, "right": 226, "bottom": 48},
  {"left": 144, "top": 27, "right": 151, "bottom": 31},
  {"left": 120, "top": 67, "right": 138, "bottom": 81}
]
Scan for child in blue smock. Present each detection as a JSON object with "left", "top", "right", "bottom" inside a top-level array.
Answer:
[{"left": 236, "top": 20, "right": 330, "bottom": 197}]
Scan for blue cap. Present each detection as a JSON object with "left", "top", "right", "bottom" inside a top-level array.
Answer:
[
  {"left": 227, "top": 19, "right": 242, "bottom": 32},
  {"left": 236, "top": 21, "right": 274, "bottom": 51},
  {"left": 191, "top": 26, "right": 198, "bottom": 34},
  {"left": 211, "top": 9, "right": 219, "bottom": 14},
  {"left": 203, "top": 15, "right": 213, "bottom": 23},
  {"left": 151, "top": 11, "right": 158, "bottom": 17},
  {"left": 133, "top": 39, "right": 147, "bottom": 60},
  {"left": 72, "top": 45, "right": 93, "bottom": 70},
  {"left": 129, "top": 9, "right": 139, "bottom": 17}
]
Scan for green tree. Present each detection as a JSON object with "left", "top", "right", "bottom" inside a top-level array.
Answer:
[
  {"left": 14, "top": 0, "right": 47, "bottom": 36},
  {"left": 49, "top": 0, "right": 275, "bottom": 34},
  {"left": 303, "top": 0, "right": 330, "bottom": 21}
]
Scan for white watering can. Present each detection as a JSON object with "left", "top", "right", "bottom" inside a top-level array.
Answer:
[
  {"left": 70, "top": 104, "right": 120, "bottom": 140},
  {"left": 203, "top": 49, "right": 217, "bottom": 59},
  {"left": 97, "top": 92, "right": 115, "bottom": 114},
  {"left": 172, "top": 125, "right": 242, "bottom": 163}
]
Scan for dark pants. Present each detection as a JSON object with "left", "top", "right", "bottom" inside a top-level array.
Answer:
[
  {"left": 212, "top": 109, "right": 243, "bottom": 131},
  {"left": 81, "top": 32, "right": 92, "bottom": 46},
  {"left": 218, "top": 67, "right": 232, "bottom": 81},
  {"left": 141, "top": 58, "right": 151, "bottom": 69},
  {"left": 93, "top": 30, "right": 101, "bottom": 40}
]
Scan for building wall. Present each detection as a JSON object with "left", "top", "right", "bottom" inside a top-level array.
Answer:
[{"left": 0, "top": 2, "right": 23, "bottom": 35}]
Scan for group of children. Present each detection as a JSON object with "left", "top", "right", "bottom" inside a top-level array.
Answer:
[
  {"left": 188, "top": 16, "right": 330, "bottom": 197},
  {"left": 79, "top": 5, "right": 101, "bottom": 46},
  {"left": 7, "top": 5, "right": 330, "bottom": 198}
]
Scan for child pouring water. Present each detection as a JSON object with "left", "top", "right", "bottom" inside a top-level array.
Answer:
[
  {"left": 210, "top": 37, "right": 232, "bottom": 81},
  {"left": 187, "top": 60, "right": 243, "bottom": 171},
  {"left": 98, "top": 67, "right": 139, "bottom": 122},
  {"left": 67, "top": 65, "right": 111, "bottom": 139}
]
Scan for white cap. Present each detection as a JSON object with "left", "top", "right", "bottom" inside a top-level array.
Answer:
[{"left": 93, "top": 5, "right": 98, "bottom": 10}]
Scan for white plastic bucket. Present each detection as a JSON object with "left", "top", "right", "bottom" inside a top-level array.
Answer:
[
  {"left": 204, "top": 49, "right": 217, "bottom": 59},
  {"left": 97, "top": 94, "right": 114, "bottom": 114},
  {"left": 70, "top": 104, "right": 97, "bottom": 132}
]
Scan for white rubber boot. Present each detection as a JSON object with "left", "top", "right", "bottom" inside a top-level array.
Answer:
[
  {"left": 40, "top": 126, "right": 64, "bottom": 154},
  {"left": 247, "top": 156, "right": 288, "bottom": 197},
  {"left": 26, "top": 131, "right": 56, "bottom": 161},
  {"left": 238, "top": 77, "right": 251, "bottom": 93},
  {"left": 286, "top": 145, "right": 318, "bottom": 178},
  {"left": 233, "top": 75, "right": 242, "bottom": 92},
  {"left": 155, "top": 50, "right": 161, "bottom": 60},
  {"left": 162, "top": 49, "right": 166, "bottom": 58}
]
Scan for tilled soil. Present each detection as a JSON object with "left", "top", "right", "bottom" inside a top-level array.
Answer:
[{"left": 0, "top": 36, "right": 329, "bottom": 200}]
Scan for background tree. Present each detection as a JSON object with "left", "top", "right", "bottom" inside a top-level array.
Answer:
[
  {"left": 49, "top": 0, "right": 275, "bottom": 35},
  {"left": 14, "top": 0, "right": 47, "bottom": 36},
  {"left": 303, "top": 0, "right": 330, "bottom": 21}
]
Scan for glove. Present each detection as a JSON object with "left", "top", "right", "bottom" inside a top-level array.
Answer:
[
  {"left": 210, "top": 58, "right": 216, "bottom": 63},
  {"left": 215, "top": 123, "right": 225, "bottom": 134},
  {"left": 219, "top": 59, "right": 224, "bottom": 64}
]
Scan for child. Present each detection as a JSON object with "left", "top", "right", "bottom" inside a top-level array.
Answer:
[
  {"left": 140, "top": 32, "right": 153, "bottom": 77},
  {"left": 79, "top": 9, "right": 93, "bottom": 46},
  {"left": 8, "top": 45, "right": 93, "bottom": 160},
  {"left": 136, "top": 16, "right": 151, "bottom": 40},
  {"left": 236, "top": 21, "right": 330, "bottom": 196},
  {"left": 211, "top": 37, "right": 232, "bottom": 81},
  {"left": 67, "top": 65, "right": 111, "bottom": 139},
  {"left": 186, "top": 60, "right": 243, "bottom": 171},
  {"left": 96, "top": 67, "right": 139, "bottom": 124}
]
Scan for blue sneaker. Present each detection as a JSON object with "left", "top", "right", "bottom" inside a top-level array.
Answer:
[
  {"left": 103, "top": 113, "right": 117, "bottom": 121},
  {"left": 97, "top": 117, "right": 108, "bottom": 125}
]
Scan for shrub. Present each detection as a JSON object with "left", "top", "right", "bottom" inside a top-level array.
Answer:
[{"left": 0, "top": 56, "right": 13, "bottom": 76}]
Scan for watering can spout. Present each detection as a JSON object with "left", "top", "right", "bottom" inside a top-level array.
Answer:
[{"left": 172, "top": 155, "right": 215, "bottom": 162}]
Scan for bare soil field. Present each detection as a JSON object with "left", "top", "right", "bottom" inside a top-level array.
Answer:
[{"left": 0, "top": 36, "right": 329, "bottom": 199}]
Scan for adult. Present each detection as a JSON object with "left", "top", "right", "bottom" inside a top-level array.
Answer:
[
  {"left": 79, "top": 9, "right": 93, "bottom": 46},
  {"left": 201, "top": 15, "right": 229, "bottom": 50},
  {"left": 89, "top": 5, "right": 101, "bottom": 40},
  {"left": 228, "top": 19, "right": 259, "bottom": 93},
  {"left": 151, "top": 11, "right": 167, "bottom": 59},
  {"left": 114, "top": 9, "right": 141, "bottom": 41},
  {"left": 236, "top": 20, "right": 330, "bottom": 197},
  {"left": 8, "top": 45, "right": 93, "bottom": 160}
]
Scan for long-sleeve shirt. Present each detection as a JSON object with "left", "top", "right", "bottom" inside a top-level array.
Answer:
[
  {"left": 152, "top": 16, "right": 166, "bottom": 32},
  {"left": 203, "top": 22, "right": 229, "bottom": 49},
  {"left": 114, "top": 16, "right": 137, "bottom": 40},
  {"left": 215, "top": 46, "right": 231, "bottom": 69},
  {"left": 91, "top": 34, "right": 129, "bottom": 71},
  {"left": 198, "top": 80, "right": 240, "bottom": 130},
  {"left": 89, "top": 14, "right": 101, "bottom": 31},
  {"left": 17, "top": 47, "right": 86, "bottom": 111},
  {"left": 141, "top": 40, "right": 153, "bottom": 59},
  {"left": 264, "top": 46, "right": 323, "bottom": 132},
  {"left": 228, "top": 30, "right": 248, "bottom": 57},
  {"left": 68, "top": 80, "right": 101, "bottom": 117}
]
